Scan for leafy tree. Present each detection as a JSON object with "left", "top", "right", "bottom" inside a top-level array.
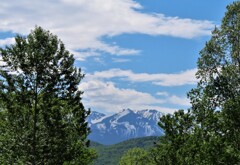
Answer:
[
  {"left": 153, "top": 1, "right": 240, "bottom": 164},
  {"left": 0, "top": 26, "right": 96, "bottom": 164},
  {"left": 119, "top": 147, "right": 154, "bottom": 165},
  {"left": 151, "top": 110, "right": 195, "bottom": 165},
  {"left": 188, "top": 1, "right": 240, "bottom": 163}
]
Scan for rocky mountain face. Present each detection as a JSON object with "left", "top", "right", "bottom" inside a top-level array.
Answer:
[{"left": 87, "top": 109, "right": 164, "bottom": 145}]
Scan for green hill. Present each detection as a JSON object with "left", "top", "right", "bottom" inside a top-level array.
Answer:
[{"left": 90, "top": 136, "right": 159, "bottom": 165}]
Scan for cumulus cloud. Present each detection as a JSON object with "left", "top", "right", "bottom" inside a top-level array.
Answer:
[
  {"left": 86, "top": 68, "right": 198, "bottom": 86},
  {"left": 167, "top": 95, "right": 191, "bottom": 107},
  {"left": 156, "top": 92, "right": 190, "bottom": 106},
  {"left": 79, "top": 80, "right": 176, "bottom": 114},
  {"left": 0, "top": 38, "right": 15, "bottom": 47},
  {"left": 0, "top": 0, "right": 214, "bottom": 60},
  {"left": 78, "top": 68, "right": 195, "bottom": 114}
]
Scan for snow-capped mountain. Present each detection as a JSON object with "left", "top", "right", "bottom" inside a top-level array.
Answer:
[
  {"left": 87, "top": 109, "right": 164, "bottom": 145},
  {"left": 87, "top": 111, "right": 106, "bottom": 127}
]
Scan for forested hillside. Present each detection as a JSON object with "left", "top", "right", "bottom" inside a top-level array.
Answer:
[{"left": 90, "top": 136, "right": 159, "bottom": 165}]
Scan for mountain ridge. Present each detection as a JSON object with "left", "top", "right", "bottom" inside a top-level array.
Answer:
[{"left": 88, "top": 109, "right": 164, "bottom": 145}]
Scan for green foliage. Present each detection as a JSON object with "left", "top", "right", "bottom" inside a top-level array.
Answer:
[
  {"left": 119, "top": 148, "right": 154, "bottom": 165},
  {"left": 152, "top": 2, "right": 240, "bottom": 165},
  {"left": 91, "top": 136, "right": 159, "bottom": 165},
  {"left": 0, "top": 26, "right": 96, "bottom": 164},
  {"left": 151, "top": 110, "right": 195, "bottom": 164}
]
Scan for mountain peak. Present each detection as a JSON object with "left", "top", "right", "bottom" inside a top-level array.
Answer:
[
  {"left": 88, "top": 109, "right": 164, "bottom": 145},
  {"left": 87, "top": 111, "right": 106, "bottom": 126}
]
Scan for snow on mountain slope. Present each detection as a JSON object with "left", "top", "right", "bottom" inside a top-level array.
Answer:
[
  {"left": 87, "top": 111, "right": 106, "bottom": 126},
  {"left": 87, "top": 109, "right": 164, "bottom": 145}
]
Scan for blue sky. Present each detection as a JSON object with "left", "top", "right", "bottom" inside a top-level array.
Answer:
[{"left": 0, "top": 0, "right": 236, "bottom": 114}]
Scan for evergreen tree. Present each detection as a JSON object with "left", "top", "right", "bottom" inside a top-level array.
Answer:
[
  {"left": 0, "top": 26, "right": 96, "bottom": 164},
  {"left": 153, "top": 2, "right": 240, "bottom": 164}
]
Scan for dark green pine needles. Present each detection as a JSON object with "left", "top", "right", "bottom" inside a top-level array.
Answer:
[{"left": 0, "top": 26, "right": 96, "bottom": 164}]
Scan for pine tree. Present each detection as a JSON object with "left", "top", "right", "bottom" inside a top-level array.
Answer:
[{"left": 0, "top": 26, "right": 96, "bottom": 164}]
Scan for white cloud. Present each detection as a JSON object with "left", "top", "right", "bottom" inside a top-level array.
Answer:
[
  {"left": 93, "top": 57, "right": 105, "bottom": 65},
  {"left": 112, "top": 58, "right": 131, "bottom": 63},
  {"left": 156, "top": 92, "right": 190, "bottom": 106},
  {"left": 0, "top": 0, "right": 214, "bottom": 60},
  {"left": 79, "top": 80, "right": 176, "bottom": 114},
  {"left": 72, "top": 50, "right": 101, "bottom": 61},
  {"left": 0, "top": 38, "right": 15, "bottom": 47},
  {"left": 167, "top": 95, "right": 191, "bottom": 107},
  {"left": 86, "top": 68, "right": 198, "bottom": 86},
  {"left": 156, "top": 92, "right": 169, "bottom": 96}
]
